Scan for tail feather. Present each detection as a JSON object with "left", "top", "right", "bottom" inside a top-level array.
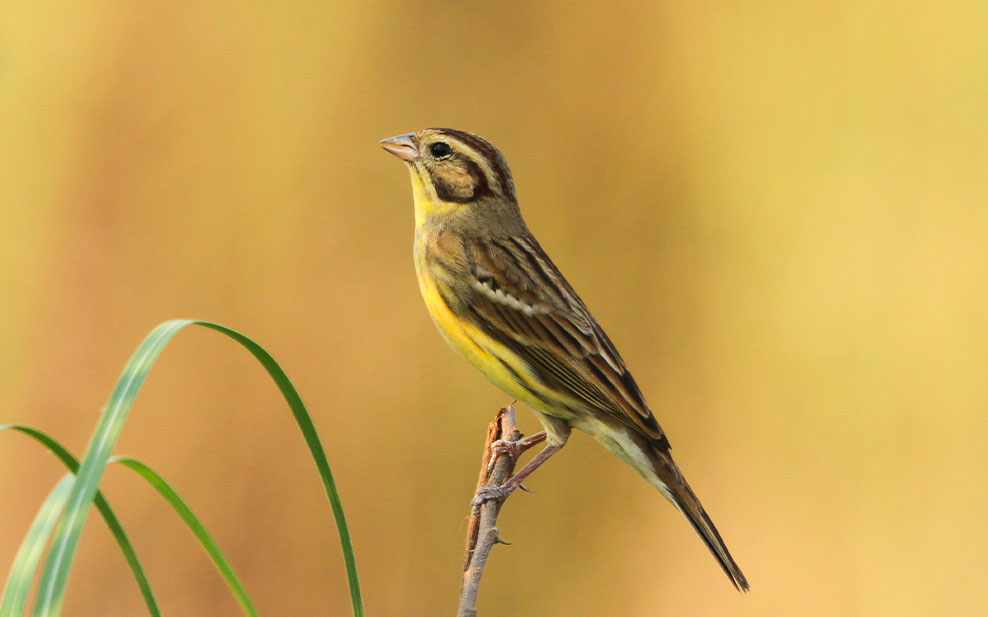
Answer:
[{"left": 650, "top": 447, "right": 749, "bottom": 592}]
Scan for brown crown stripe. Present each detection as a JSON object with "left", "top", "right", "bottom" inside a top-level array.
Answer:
[{"left": 432, "top": 128, "right": 515, "bottom": 200}]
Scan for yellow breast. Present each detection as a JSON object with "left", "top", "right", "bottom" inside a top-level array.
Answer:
[
  {"left": 414, "top": 243, "right": 493, "bottom": 369},
  {"left": 413, "top": 233, "right": 544, "bottom": 408}
]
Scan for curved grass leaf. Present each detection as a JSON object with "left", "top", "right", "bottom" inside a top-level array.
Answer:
[
  {"left": 27, "top": 320, "right": 362, "bottom": 617},
  {"left": 0, "top": 425, "right": 159, "bottom": 617},
  {"left": 193, "top": 322, "right": 363, "bottom": 617},
  {"left": 0, "top": 475, "right": 73, "bottom": 617},
  {"left": 109, "top": 456, "right": 259, "bottom": 617},
  {"left": 2, "top": 426, "right": 259, "bottom": 617},
  {"left": 31, "top": 321, "right": 184, "bottom": 617}
]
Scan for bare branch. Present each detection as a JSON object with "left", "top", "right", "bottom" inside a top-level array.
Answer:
[{"left": 457, "top": 405, "right": 523, "bottom": 617}]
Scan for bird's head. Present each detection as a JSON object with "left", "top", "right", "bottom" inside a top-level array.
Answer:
[{"left": 381, "top": 128, "right": 519, "bottom": 227}]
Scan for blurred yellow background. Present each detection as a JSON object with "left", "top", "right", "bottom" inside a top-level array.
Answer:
[{"left": 2, "top": 1, "right": 986, "bottom": 615}]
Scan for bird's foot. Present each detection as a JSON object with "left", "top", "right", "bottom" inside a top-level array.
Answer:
[
  {"left": 490, "top": 438, "right": 522, "bottom": 458},
  {"left": 472, "top": 484, "right": 514, "bottom": 507},
  {"left": 485, "top": 431, "right": 548, "bottom": 473}
]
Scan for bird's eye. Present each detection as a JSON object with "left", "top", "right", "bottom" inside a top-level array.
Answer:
[{"left": 430, "top": 142, "right": 452, "bottom": 159}]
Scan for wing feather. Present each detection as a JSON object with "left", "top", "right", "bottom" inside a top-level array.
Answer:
[{"left": 464, "top": 234, "right": 667, "bottom": 445}]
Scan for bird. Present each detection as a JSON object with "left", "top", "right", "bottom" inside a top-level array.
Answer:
[{"left": 381, "top": 128, "right": 748, "bottom": 591}]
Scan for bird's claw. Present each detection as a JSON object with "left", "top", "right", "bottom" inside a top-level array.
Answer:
[
  {"left": 486, "top": 439, "right": 521, "bottom": 473},
  {"left": 472, "top": 485, "right": 511, "bottom": 507},
  {"left": 491, "top": 438, "right": 520, "bottom": 457}
]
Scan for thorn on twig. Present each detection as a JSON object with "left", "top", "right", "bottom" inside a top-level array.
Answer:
[
  {"left": 494, "top": 535, "right": 512, "bottom": 546},
  {"left": 517, "top": 483, "right": 537, "bottom": 493}
]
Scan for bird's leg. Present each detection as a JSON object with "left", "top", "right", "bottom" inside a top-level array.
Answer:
[
  {"left": 473, "top": 442, "right": 562, "bottom": 505},
  {"left": 486, "top": 430, "right": 547, "bottom": 472}
]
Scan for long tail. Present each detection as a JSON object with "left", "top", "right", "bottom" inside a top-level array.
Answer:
[{"left": 648, "top": 446, "right": 749, "bottom": 592}]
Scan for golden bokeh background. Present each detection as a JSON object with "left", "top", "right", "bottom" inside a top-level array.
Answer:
[{"left": 2, "top": 2, "right": 986, "bottom": 615}]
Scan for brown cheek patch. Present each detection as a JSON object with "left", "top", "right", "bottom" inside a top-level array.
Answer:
[{"left": 432, "top": 160, "right": 491, "bottom": 203}]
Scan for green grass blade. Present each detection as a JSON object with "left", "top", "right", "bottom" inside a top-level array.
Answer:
[
  {"left": 0, "top": 425, "right": 160, "bottom": 617},
  {"left": 24, "top": 319, "right": 362, "bottom": 617},
  {"left": 30, "top": 320, "right": 189, "bottom": 617},
  {"left": 195, "top": 322, "right": 364, "bottom": 617},
  {"left": 109, "top": 456, "right": 259, "bottom": 617},
  {"left": 0, "top": 475, "right": 73, "bottom": 617}
]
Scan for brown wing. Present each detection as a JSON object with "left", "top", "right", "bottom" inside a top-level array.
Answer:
[{"left": 462, "top": 234, "right": 669, "bottom": 447}]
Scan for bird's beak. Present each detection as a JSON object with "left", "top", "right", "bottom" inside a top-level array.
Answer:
[{"left": 380, "top": 133, "right": 419, "bottom": 162}]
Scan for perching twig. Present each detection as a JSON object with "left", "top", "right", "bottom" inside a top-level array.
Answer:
[{"left": 457, "top": 405, "right": 524, "bottom": 617}]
